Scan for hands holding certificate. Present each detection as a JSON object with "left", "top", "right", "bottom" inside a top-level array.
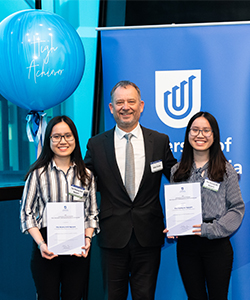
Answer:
[
  {"left": 163, "top": 182, "right": 203, "bottom": 238},
  {"left": 28, "top": 225, "right": 93, "bottom": 260},
  {"left": 46, "top": 202, "right": 92, "bottom": 256},
  {"left": 163, "top": 224, "right": 201, "bottom": 238}
]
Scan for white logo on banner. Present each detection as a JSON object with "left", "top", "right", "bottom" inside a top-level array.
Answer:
[{"left": 155, "top": 70, "right": 201, "bottom": 128}]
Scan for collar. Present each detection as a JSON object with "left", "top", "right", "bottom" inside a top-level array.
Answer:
[
  {"left": 50, "top": 159, "right": 76, "bottom": 171},
  {"left": 115, "top": 123, "right": 141, "bottom": 140},
  {"left": 192, "top": 161, "right": 209, "bottom": 172}
]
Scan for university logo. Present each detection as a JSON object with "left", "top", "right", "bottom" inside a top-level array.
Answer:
[{"left": 155, "top": 70, "right": 201, "bottom": 128}]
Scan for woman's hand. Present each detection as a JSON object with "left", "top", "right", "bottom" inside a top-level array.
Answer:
[
  {"left": 39, "top": 243, "right": 58, "bottom": 260},
  {"left": 73, "top": 228, "right": 94, "bottom": 257},
  {"left": 73, "top": 236, "right": 92, "bottom": 258},
  {"left": 192, "top": 224, "right": 201, "bottom": 236},
  {"left": 82, "top": 237, "right": 91, "bottom": 258},
  {"left": 163, "top": 228, "right": 177, "bottom": 239},
  {"left": 27, "top": 227, "right": 58, "bottom": 260}
]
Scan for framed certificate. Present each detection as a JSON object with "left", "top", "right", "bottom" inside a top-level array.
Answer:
[
  {"left": 47, "top": 202, "right": 85, "bottom": 255},
  {"left": 164, "top": 182, "right": 202, "bottom": 236}
]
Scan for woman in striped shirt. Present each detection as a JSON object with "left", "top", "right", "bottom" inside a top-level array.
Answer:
[{"left": 20, "top": 115, "right": 99, "bottom": 300}]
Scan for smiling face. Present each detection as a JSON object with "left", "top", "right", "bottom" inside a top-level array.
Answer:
[
  {"left": 109, "top": 85, "right": 144, "bottom": 132},
  {"left": 188, "top": 116, "right": 214, "bottom": 154},
  {"left": 50, "top": 121, "right": 75, "bottom": 160}
]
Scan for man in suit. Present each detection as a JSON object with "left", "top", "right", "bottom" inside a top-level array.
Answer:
[{"left": 84, "top": 80, "right": 177, "bottom": 300}]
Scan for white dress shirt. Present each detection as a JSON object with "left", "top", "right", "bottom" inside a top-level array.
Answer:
[{"left": 114, "top": 124, "right": 145, "bottom": 197}]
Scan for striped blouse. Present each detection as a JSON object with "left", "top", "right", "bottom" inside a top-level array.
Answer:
[
  {"left": 171, "top": 161, "right": 245, "bottom": 239},
  {"left": 20, "top": 160, "right": 99, "bottom": 234}
]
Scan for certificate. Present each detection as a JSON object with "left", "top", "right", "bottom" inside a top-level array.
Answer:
[
  {"left": 47, "top": 202, "right": 85, "bottom": 255},
  {"left": 164, "top": 182, "right": 202, "bottom": 236}
]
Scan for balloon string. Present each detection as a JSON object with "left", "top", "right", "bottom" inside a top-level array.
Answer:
[
  {"left": 35, "top": 0, "right": 42, "bottom": 10},
  {"left": 26, "top": 111, "right": 47, "bottom": 156}
]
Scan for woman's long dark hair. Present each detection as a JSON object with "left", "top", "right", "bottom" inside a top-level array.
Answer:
[
  {"left": 25, "top": 115, "right": 90, "bottom": 184},
  {"left": 173, "top": 111, "right": 227, "bottom": 182}
]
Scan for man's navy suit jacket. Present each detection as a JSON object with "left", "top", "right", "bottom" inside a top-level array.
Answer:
[{"left": 84, "top": 126, "right": 177, "bottom": 249}]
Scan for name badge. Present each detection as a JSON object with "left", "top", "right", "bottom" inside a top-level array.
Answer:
[
  {"left": 150, "top": 160, "right": 163, "bottom": 173},
  {"left": 203, "top": 179, "right": 220, "bottom": 192},
  {"left": 69, "top": 185, "right": 86, "bottom": 199}
]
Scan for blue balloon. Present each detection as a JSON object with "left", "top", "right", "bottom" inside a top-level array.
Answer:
[{"left": 0, "top": 9, "right": 85, "bottom": 111}]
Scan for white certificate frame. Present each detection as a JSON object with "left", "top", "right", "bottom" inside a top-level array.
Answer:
[
  {"left": 164, "top": 182, "right": 202, "bottom": 236},
  {"left": 47, "top": 202, "right": 85, "bottom": 255}
]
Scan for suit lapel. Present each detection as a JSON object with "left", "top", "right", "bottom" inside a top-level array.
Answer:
[{"left": 138, "top": 126, "right": 154, "bottom": 191}]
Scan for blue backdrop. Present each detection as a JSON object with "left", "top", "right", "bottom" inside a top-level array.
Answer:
[{"left": 99, "top": 22, "right": 250, "bottom": 299}]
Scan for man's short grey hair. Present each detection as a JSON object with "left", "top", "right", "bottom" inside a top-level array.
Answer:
[{"left": 110, "top": 80, "right": 141, "bottom": 102}]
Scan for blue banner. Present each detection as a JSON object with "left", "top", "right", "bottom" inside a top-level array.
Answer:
[{"left": 100, "top": 22, "right": 250, "bottom": 300}]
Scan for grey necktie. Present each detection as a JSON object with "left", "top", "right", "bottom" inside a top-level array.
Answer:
[{"left": 124, "top": 133, "right": 135, "bottom": 200}]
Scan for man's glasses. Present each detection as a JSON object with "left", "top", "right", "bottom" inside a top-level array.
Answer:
[
  {"left": 189, "top": 128, "right": 213, "bottom": 138},
  {"left": 50, "top": 133, "right": 74, "bottom": 143}
]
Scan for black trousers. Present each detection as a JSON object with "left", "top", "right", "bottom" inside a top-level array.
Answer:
[
  {"left": 101, "top": 231, "right": 161, "bottom": 300},
  {"left": 30, "top": 228, "right": 90, "bottom": 300},
  {"left": 177, "top": 235, "right": 233, "bottom": 300}
]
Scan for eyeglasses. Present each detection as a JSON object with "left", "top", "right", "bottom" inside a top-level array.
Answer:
[
  {"left": 189, "top": 128, "right": 213, "bottom": 138},
  {"left": 50, "top": 133, "right": 74, "bottom": 143}
]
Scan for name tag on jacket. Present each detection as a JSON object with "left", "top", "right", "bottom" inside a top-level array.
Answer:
[{"left": 150, "top": 160, "right": 163, "bottom": 173}]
